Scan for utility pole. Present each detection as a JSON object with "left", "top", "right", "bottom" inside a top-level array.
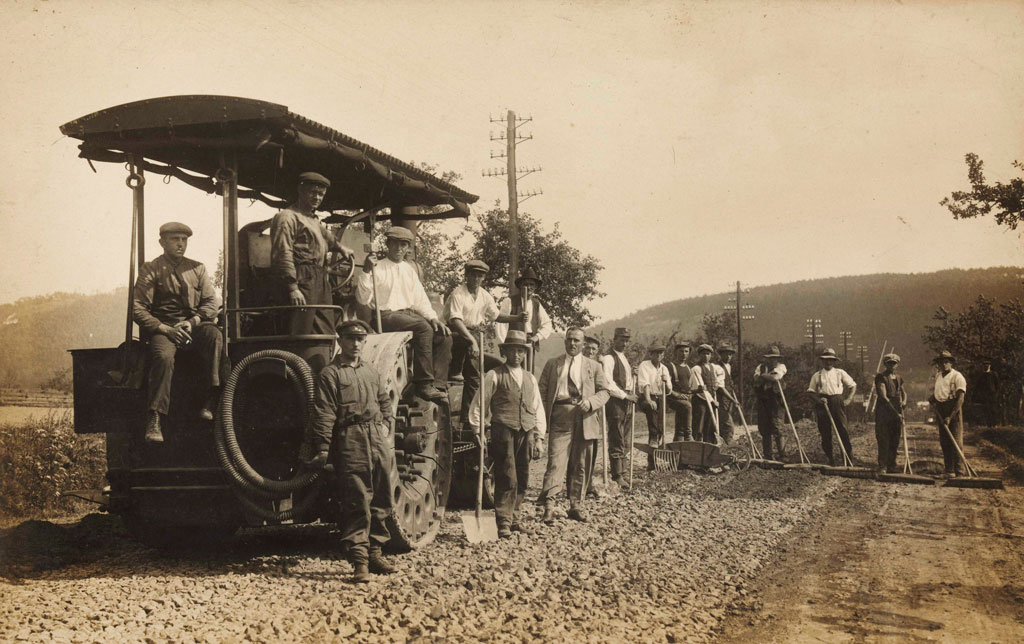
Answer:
[
  {"left": 839, "top": 331, "right": 853, "bottom": 361},
  {"left": 484, "top": 111, "right": 542, "bottom": 294},
  {"left": 805, "top": 319, "right": 822, "bottom": 352},
  {"left": 856, "top": 345, "right": 869, "bottom": 377},
  {"left": 725, "top": 281, "right": 755, "bottom": 410}
]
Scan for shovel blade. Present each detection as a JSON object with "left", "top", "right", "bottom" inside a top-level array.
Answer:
[{"left": 461, "top": 510, "right": 499, "bottom": 543}]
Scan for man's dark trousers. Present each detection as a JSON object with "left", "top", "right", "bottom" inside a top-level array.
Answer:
[
  {"left": 287, "top": 263, "right": 336, "bottom": 335},
  {"left": 875, "top": 413, "right": 902, "bottom": 471},
  {"left": 756, "top": 394, "right": 782, "bottom": 459},
  {"left": 692, "top": 394, "right": 716, "bottom": 443},
  {"left": 606, "top": 397, "right": 631, "bottom": 480},
  {"left": 641, "top": 398, "right": 664, "bottom": 469},
  {"left": 147, "top": 324, "right": 223, "bottom": 414},
  {"left": 451, "top": 333, "right": 480, "bottom": 421},
  {"left": 935, "top": 400, "right": 963, "bottom": 474},
  {"left": 491, "top": 422, "right": 531, "bottom": 528},
  {"left": 815, "top": 394, "right": 851, "bottom": 465},
  {"left": 670, "top": 396, "right": 692, "bottom": 441},
  {"left": 716, "top": 390, "right": 734, "bottom": 443},
  {"left": 334, "top": 421, "right": 394, "bottom": 562},
  {"left": 380, "top": 309, "right": 452, "bottom": 389}
]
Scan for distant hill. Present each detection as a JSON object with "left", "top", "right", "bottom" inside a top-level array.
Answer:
[
  {"left": 536, "top": 267, "right": 1024, "bottom": 369},
  {"left": 1, "top": 267, "right": 1021, "bottom": 388}
]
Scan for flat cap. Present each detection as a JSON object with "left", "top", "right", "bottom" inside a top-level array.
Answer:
[
  {"left": 338, "top": 319, "right": 371, "bottom": 336},
  {"left": 674, "top": 340, "right": 691, "bottom": 349},
  {"left": 697, "top": 343, "right": 714, "bottom": 353},
  {"left": 298, "top": 171, "right": 331, "bottom": 187},
  {"left": 614, "top": 327, "right": 632, "bottom": 338},
  {"left": 648, "top": 343, "right": 666, "bottom": 352},
  {"left": 385, "top": 226, "right": 415, "bottom": 242},
  {"left": 717, "top": 343, "right": 736, "bottom": 353},
  {"left": 159, "top": 221, "right": 192, "bottom": 237},
  {"left": 584, "top": 335, "right": 601, "bottom": 345},
  {"left": 883, "top": 353, "right": 901, "bottom": 364},
  {"left": 464, "top": 259, "right": 490, "bottom": 273}
]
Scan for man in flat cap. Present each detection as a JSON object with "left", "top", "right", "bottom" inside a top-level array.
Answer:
[
  {"left": 495, "top": 267, "right": 554, "bottom": 368},
  {"left": 443, "top": 259, "right": 528, "bottom": 422},
  {"left": 133, "top": 222, "right": 224, "bottom": 442},
  {"left": 691, "top": 344, "right": 720, "bottom": 444},
  {"left": 753, "top": 346, "right": 787, "bottom": 460},
  {"left": 466, "top": 330, "right": 546, "bottom": 537},
  {"left": 600, "top": 327, "right": 638, "bottom": 489},
  {"left": 637, "top": 342, "right": 673, "bottom": 469},
  {"left": 270, "top": 172, "right": 355, "bottom": 335},
  {"left": 806, "top": 348, "right": 857, "bottom": 466},
  {"left": 356, "top": 226, "right": 452, "bottom": 403},
  {"left": 666, "top": 342, "right": 695, "bottom": 442},
  {"left": 929, "top": 350, "right": 967, "bottom": 477},
  {"left": 712, "top": 343, "right": 737, "bottom": 444},
  {"left": 874, "top": 353, "right": 906, "bottom": 473},
  {"left": 537, "top": 328, "right": 610, "bottom": 523},
  {"left": 300, "top": 319, "right": 396, "bottom": 584}
]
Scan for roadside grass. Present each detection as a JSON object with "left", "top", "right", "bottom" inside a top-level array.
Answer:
[
  {"left": 0, "top": 410, "right": 106, "bottom": 524},
  {"left": 975, "top": 426, "right": 1024, "bottom": 484}
]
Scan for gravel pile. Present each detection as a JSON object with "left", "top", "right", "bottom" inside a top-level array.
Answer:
[{"left": 2, "top": 425, "right": 871, "bottom": 643}]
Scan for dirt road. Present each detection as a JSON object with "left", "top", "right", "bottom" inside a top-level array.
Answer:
[{"left": 718, "top": 421, "right": 1024, "bottom": 644}]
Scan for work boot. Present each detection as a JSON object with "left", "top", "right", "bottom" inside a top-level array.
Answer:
[
  {"left": 510, "top": 523, "right": 533, "bottom": 535},
  {"left": 198, "top": 391, "right": 219, "bottom": 421},
  {"left": 144, "top": 412, "right": 164, "bottom": 443},
  {"left": 567, "top": 506, "right": 588, "bottom": 523},
  {"left": 368, "top": 546, "right": 396, "bottom": 575},
  {"left": 415, "top": 384, "right": 447, "bottom": 403},
  {"left": 541, "top": 502, "right": 556, "bottom": 525},
  {"left": 351, "top": 561, "right": 370, "bottom": 584},
  {"left": 497, "top": 525, "right": 512, "bottom": 539}
]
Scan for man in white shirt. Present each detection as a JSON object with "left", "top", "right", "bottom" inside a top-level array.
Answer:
[
  {"left": 356, "top": 226, "right": 451, "bottom": 402},
  {"left": 600, "top": 327, "right": 638, "bottom": 489},
  {"left": 691, "top": 344, "right": 720, "bottom": 444},
  {"left": 537, "top": 329, "right": 611, "bottom": 523},
  {"left": 754, "top": 347, "right": 787, "bottom": 460},
  {"left": 494, "top": 268, "right": 554, "bottom": 357},
  {"left": 806, "top": 348, "right": 857, "bottom": 466},
  {"left": 443, "top": 259, "right": 528, "bottom": 422},
  {"left": 637, "top": 343, "right": 673, "bottom": 470},
  {"left": 712, "top": 343, "right": 737, "bottom": 444},
  {"left": 929, "top": 350, "right": 967, "bottom": 477},
  {"left": 466, "top": 330, "right": 546, "bottom": 537}
]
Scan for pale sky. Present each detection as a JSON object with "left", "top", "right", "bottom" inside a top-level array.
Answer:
[{"left": 1, "top": 0, "right": 1022, "bottom": 323}]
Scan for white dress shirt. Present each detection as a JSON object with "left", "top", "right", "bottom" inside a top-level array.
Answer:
[
  {"left": 554, "top": 353, "right": 584, "bottom": 401},
  {"left": 637, "top": 360, "right": 671, "bottom": 396},
  {"left": 355, "top": 258, "right": 437, "bottom": 321},
  {"left": 494, "top": 297, "right": 553, "bottom": 342},
  {"left": 442, "top": 284, "right": 499, "bottom": 328},
  {"left": 600, "top": 351, "right": 633, "bottom": 399},
  {"left": 933, "top": 369, "right": 967, "bottom": 402},
  {"left": 807, "top": 367, "right": 856, "bottom": 396},
  {"left": 467, "top": 366, "right": 547, "bottom": 436}
]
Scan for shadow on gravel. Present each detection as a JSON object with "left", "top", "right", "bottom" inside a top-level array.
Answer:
[{"left": 0, "top": 513, "right": 351, "bottom": 582}]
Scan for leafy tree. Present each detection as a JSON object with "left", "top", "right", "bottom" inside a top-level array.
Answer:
[
  {"left": 693, "top": 312, "right": 737, "bottom": 349},
  {"left": 940, "top": 153, "right": 1024, "bottom": 229}
]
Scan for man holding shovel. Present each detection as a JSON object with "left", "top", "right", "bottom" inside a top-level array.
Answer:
[
  {"left": 691, "top": 344, "right": 720, "bottom": 444},
  {"left": 713, "top": 343, "right": 737, "bottom": 445},
  {"left": 666, "top": 342, "right": 696, "bottom": 442},
  {"left": 929, "top": 350, "right": 967, "bottom": 478},
  {"left": 806, "top": 348, "right": 857, "bottom": 466},
  {"left": 637, "top": 343, "right": 673, "bottom": 469},
  {"left": 600, "top": 328, "right": 638, "bottom": 490},
  {"left": 753, "top": 347, "right": 787, "bottom": 460},
  {"left": 874, "top": 353, "right": 907, "bottom": 473},
  {"left": 466, "top": 330, "right": 546, "bottom": 538}
]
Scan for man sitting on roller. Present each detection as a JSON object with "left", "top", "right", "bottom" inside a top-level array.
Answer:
[{"left": 355, "top": 226, "right": 452, "bottom": 403}]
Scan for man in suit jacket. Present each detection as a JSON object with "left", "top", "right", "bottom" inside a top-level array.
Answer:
[{"left": 537, "top": 328, "right": 611, "bottom": 523}]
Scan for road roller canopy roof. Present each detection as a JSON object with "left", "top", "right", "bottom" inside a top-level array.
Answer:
[{"left": 59, "top": 95, "right": 479, "bottom": 218}]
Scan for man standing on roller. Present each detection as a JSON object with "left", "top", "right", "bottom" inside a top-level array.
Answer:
[
  {"left": 600, "top": 327, "right": 638, "bottom": 490},
  {"left": 356, "top": 226, "right": 452, "bottom": 403},
  {"left": 495, "top": 267, "right": 554, "bottom": 359},
  {"left": 270, "top": 172, "right": 354, "bottom": 335},
  {"left": 300, "top": 320, "right": 396, "bottom": 584}
]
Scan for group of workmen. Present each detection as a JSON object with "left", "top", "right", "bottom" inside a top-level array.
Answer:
[{"left": 131, "top": 170, "right": 972, "bottom": 584}]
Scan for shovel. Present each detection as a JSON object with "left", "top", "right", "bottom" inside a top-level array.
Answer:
[
  {"left": 819, "top": 401, "right": 875, "bottom": 479},
  {"left": 877, "top": 415, "right": 934, "bottom": 485},
  {"left": 462, "top": 331, "right": 499, "bottom": 542},
  {"left": 938, "top": 409, "right": 1003, "bottom": 490}
]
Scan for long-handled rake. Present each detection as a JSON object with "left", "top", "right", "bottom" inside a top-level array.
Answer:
[
  {"left": 819, "top": 402, "right": 875, "bottom": 479},
  {"left": 777, "top": 384, "right": 820, "bottom": 470},
  {"left": 877, "top": 416, "right": 934, "bottom": 485},
  {"left": 938, "top": 409, "right": 1003, "bottom": 490},
  {"left": 628, "top": 375, "right": 637, "bottom": 491}
]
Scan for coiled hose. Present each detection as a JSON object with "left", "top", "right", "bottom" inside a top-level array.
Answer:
[{"left": 214, "top": 350, "right": 323, "bottom": 521}]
